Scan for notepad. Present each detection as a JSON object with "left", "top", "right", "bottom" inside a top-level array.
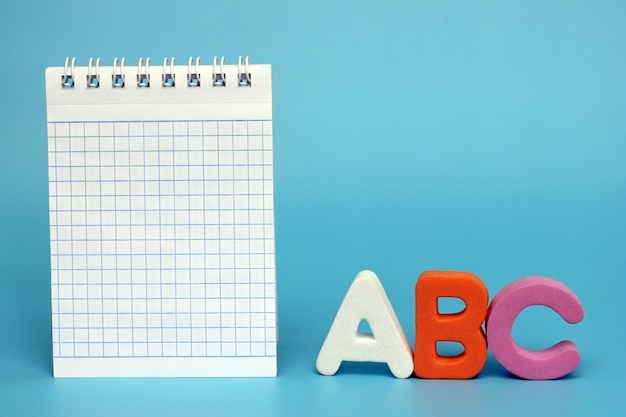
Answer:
[{"left": 45, "top": 57, "right": 277, "bottom": 377}]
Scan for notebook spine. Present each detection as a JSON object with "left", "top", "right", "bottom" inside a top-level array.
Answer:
[{"left": 60, "top": 56, "right": 253, "bottom": 89}]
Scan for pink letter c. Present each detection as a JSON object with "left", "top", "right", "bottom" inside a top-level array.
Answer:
[{"left": 486, "top": 276, "right": 584, "bottom": 380}]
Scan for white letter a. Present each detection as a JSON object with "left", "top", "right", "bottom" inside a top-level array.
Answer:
[{"left": 315, "top": 270, "right": 413, "bottom": 378}]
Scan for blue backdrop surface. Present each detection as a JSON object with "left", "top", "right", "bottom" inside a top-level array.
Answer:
[{"left": 1, "top": 0, "right": 624, "bottom": 415}]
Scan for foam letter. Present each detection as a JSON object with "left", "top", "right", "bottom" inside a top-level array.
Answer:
[
  {"left": 486, "top": 276, "right": 584, "bottom": 380},
  {"left": 414, "top": 271, "right": 489, "bottom": 379},
  {"left": 315, "top": 270, "right": 414, "bottom": 378}
]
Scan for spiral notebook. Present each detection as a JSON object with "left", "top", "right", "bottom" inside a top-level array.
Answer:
[{"left": 45, "top": 56, "right": 276, "bottom": 377}]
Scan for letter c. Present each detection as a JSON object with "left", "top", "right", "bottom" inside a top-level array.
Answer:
[{"left": 486, "top": 276, "right": 584, "bottom": 380}]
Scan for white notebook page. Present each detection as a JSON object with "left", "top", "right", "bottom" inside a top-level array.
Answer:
[{"left": 46, "top": 59, "right": 276, "bottom": 377}]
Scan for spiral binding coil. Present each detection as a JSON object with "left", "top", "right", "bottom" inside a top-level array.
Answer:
[
  {"left": 62, "top": 57, "right": 76, "bottom": 88},
  {"left": 87, "top": 58, "right": 100, "bottom": 88},
  {"left": 188, "top": 57, "right": 201, "bottom": 87},
  {"left": 238, "top": 56, "right": 251, "bottom": 87},
  {"left": 137, "top": 57, "right": 151, "bottom": 88},
  {"left": 162, "top": 57, "right": 176, "bottom": 87},
  {"left": 112, "top": 57, "right": 126, "bottom": 88},
  {"left": 213, "top": 56, "right": 225, "bottom": 87},
  {"left": 61, "top": 56, "right": 253, "bottom": 89}
]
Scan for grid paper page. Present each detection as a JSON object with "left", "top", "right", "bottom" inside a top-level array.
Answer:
[{"left": 46, "top": 63, "right": 276, "bottom": 377}]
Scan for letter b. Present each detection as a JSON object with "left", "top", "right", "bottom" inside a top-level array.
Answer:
[{"left": 414, "top": 271, "right": 489, "bottom": 379}]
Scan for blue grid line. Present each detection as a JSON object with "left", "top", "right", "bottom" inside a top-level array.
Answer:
[
  {"left": 231, "top": 122, "right": 238, "bottom": 355},
  {"left": 171, "top": 121, "right": 178, "bottom": 354},
  {"left": 83, "top": 120, "right": 91, "bottom": 357},
  {"left": 157, "top": 121, "right": 164, "bottom": 355},
  {"left": 248, "top": 118, "right": 252, "bottom": 349},
  {"left": 262, "top": 119, "right": 267, "bottom": 356},
  {"left": 127, "top": 122, "right": 135, "bottom": 355},
  {"left": 187, "top": 121, "right": 193, "bottom": 348},
  {"left": 113, "top": 120, "right": 120, "bottom": 357},
  {"left": 202, "top": 119, "right": 208, "bottom": 353},
  {"left": 69, "top": 123, "right": 76, "bottom": 356},
  {"left": 98, "top": 121, "right": 105, "bottom": 352},
  {"left": 217, "top": 120, "right": 222, "bottom": 356},
  {"left": 143, "top": 121, "right": 149, "bottom": 351},
  {"left": 54, "top": 123, "right": 62, "bottom": 356}
]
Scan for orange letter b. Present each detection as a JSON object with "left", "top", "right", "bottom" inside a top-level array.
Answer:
[{"left": 414, "top": 271, "right": 488, "bottom": 379}]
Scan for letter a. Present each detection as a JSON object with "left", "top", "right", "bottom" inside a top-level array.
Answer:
[
  {"left": 315, "top": 270, "right": 414, "bottom": 378},
  {"left": 414, "top": 271, "right": 489, "bottom": 379}
]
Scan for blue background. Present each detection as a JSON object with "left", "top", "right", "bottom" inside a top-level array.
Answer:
[{"left": 1, "top": 0, "right": 624, "bottom": 415}]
